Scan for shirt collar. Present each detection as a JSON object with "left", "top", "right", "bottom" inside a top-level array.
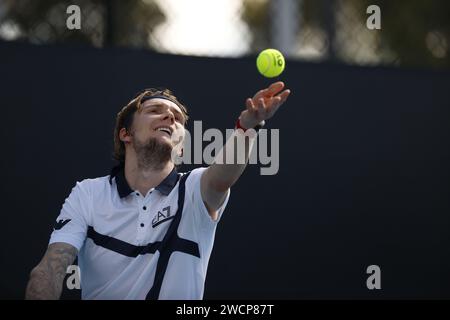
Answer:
[{"left": 109, "top": 165, "right": 179, "bottom": 198}]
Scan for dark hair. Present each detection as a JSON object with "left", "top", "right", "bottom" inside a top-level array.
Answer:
[{"left": 113, "top": 88, "right": 189, "bottom": 163}]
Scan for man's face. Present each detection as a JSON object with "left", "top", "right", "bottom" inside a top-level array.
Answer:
[{"left": 129, "top": 98, "right": 186, "bottom": 154}]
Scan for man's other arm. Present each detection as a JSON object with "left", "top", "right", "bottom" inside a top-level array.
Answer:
[{"left": 25, "top": 242, "right": 77, "bottom": 300}]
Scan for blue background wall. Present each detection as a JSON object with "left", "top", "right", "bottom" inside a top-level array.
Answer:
[{"left": 1, "top": 41, "right": 449, "bottom": 299}]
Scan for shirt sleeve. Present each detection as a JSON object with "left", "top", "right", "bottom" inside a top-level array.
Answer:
[
  {"left": 184, "top": 167, "right": 231, "bottom": 228},
  {"left": 48, "top": 180, "right": 91, "bottom": 251}
]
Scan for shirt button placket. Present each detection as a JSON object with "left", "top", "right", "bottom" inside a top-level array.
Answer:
[{"left": 136, "top": 194, "right": 146, "bottom": 240}]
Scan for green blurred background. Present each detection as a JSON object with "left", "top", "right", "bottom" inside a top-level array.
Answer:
[{"left": 1, "top": 0, "right": 449, "bottom": 69}]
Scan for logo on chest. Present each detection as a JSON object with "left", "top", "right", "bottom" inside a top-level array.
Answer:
[{"left": 151, "top": 206, "right": 173, "bottom": 228}]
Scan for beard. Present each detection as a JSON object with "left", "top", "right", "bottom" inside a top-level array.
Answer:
[{"left": 132, "top": 135, "right": 173, "bottom": 171}]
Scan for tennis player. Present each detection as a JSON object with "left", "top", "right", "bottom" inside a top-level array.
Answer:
[{"left": 25, "top": 81, "right": 290, "bottom": 299}]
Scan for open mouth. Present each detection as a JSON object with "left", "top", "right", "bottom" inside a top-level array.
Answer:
[{"left": 155, "top": 127, "right": 172, "bottom": 137}]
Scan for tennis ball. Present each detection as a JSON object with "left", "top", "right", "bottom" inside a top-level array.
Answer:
[{"left": 256, "top": 48, "right": 285, "bottom": 78}]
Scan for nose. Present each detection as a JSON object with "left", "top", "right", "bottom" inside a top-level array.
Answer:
[{"left": 162, "top": 109, "right": 175, "bottom": 124}]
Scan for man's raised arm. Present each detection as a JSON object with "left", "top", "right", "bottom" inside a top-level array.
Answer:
[{"left": 201, "top": 81, "right": 291, "bottom": 219}]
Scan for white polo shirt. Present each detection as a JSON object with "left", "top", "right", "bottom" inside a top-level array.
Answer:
[{"left": 49, "top": 166, "right": 230, "bottom": 300}]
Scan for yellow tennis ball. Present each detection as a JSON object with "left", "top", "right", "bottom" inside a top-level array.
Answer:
[{"left": 256, "top": 48, "right": 285, "bottom": 78}]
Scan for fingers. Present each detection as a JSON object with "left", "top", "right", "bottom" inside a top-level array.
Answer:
[
  {"left": 267, "top": 81, "right": 285, "bottom": 96},
  {"left": 253, "top": 82, "right": 285, "bottom": 100},
  {"left": 253, "top": 88, "right": 268, "bottom": 101},
  {"left": 257, "top": 98, "right": 266, "bottom": 111},
  {"left": 246, "top": 98, "right": 256, "bottom": 113},
  {"left": 266, "top": 96, "right": 282, "bottom": 115},
  {"left": 266, "top": 89, "right": 290, "bottom": 115},
  {"left": 247, "top": 85, "right": 290, "bottom": 121},
  {"left": 248, "top": 96, "right": 268, "bottom": 113},
  {"left": 254, "top": 98, "right": 266, "bottom": 117},
  {"left": 277, "top": 89, "right": 291, "bottom": 104}
]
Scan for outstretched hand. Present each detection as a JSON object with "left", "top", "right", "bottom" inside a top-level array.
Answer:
[{"left": 239, "top": 81, "right": 291, "bottom": 129}]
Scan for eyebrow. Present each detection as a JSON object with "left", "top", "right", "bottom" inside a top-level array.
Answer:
[{"left": 142, "top": 103, "right": 185, "bottom": 121}]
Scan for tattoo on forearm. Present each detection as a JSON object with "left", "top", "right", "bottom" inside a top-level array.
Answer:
[{"left": 25, "top": 243, "right": 77, "bottom": 300}]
